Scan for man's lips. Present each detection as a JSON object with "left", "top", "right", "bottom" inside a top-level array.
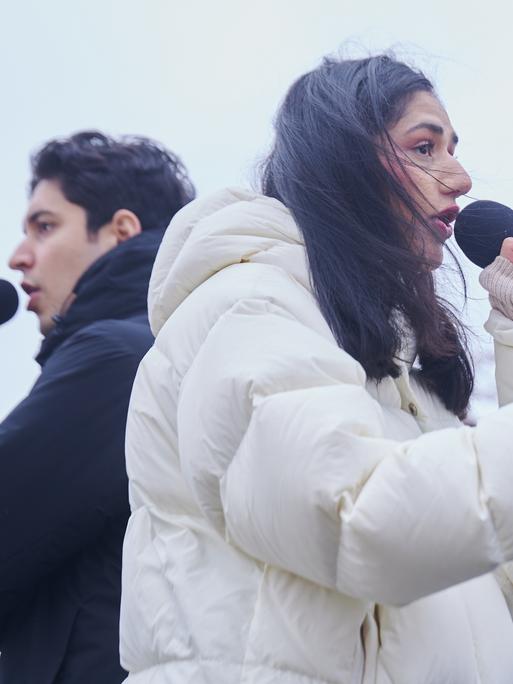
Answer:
[
  {"left": 21, "top": 283, "right": 41, "bottom": 311},
  {"left": 21, "top": 282, "right": 38, "bottom": 295}
]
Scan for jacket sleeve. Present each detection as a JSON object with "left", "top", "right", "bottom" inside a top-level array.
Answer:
[
  {"left": 176, "top": 297, "right": 513, "bottom": 606},
  {"left": 0, "top": 323, "right": 145, "bottom": 629},
  {"left": 485, "top": 309, "right": 513, "bottom": 407}
]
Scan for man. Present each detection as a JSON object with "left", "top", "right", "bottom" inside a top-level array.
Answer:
[{"left": 0, "top": 131, "right": 195, "bottom": 683}]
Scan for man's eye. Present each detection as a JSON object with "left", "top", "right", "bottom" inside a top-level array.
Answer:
[
  {"left": 414, "top": 142, "right": 434, "bottom": 157},
  {"left": 37, "top": 222, "right": 54, "bottom": 234}
]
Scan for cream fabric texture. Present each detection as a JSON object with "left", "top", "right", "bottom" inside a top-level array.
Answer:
[
  {"left": 120, "top": 188, "right": 513, "bottom": 684},
  {"left": 480, "top": 255, "right": 513, "bottom": 321}
]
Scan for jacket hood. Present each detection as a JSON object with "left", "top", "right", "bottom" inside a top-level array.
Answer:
[
  {"left": 37, "top": 227, "right": 165, "bottom": 365},
  {"left": 149, "top": 188, "right": 309, "bottom": 336}
]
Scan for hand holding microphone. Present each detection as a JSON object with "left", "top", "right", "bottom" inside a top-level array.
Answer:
[
  {"left": 499, "top": 237, "right": 513, "bottom": 264},
  {"left": 455, "top": 200, "right": 513, "bottom": 319}
]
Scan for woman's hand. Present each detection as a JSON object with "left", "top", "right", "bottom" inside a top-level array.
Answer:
[
  {"left": 500, "top": 237, "right": 513, "bottom": 264},
  {"left": 479, "top": 241, "right": 513, "bottom": 319}
]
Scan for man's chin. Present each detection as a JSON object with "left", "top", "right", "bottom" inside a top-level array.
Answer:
[{"left": 39, "top": 315, "right": 56, "bottom": 337}]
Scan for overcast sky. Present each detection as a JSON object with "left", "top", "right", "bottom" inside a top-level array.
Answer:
[{"left": 1, "top": 0, "right": 511, "bottom": 419}]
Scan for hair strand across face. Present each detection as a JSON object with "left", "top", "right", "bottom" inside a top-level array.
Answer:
[{"left": 261, "top": 54, "right": 473, "bottom": 417}]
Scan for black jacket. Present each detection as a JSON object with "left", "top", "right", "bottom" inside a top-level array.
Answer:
[{"left": 0, "top": 229, "right": 164, "bottom": 683}]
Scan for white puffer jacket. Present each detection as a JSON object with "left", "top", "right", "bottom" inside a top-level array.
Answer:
[{"left": 120, "top": 188, "right": 513, "bottom": 684}]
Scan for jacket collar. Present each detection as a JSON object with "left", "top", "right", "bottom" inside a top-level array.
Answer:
[
  {"left": 36, "top": 228, "right": 164, "bottom": 366},
  {"left": 148, "top": 188, "right": 304, "bottom": 336}
]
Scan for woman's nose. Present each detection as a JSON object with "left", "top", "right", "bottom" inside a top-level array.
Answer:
[{"left": 440, "top": 157, "right": 472, "bottom": 199}]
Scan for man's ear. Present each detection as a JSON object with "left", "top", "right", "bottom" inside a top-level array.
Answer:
[{"left": 109, "top": 209, "right": 142, "bottom": 243}]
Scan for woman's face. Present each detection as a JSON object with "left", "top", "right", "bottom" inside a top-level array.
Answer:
[{"left": 385, "top": 90, "right": 472, "bottom": 269}]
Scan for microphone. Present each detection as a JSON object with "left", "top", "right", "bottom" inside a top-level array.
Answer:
[
  {"left": 454, "top": 200, "right": 513, "bottom": 268},
  {"left": 0, "top": 279, "right": 19, "bottom": 325}
]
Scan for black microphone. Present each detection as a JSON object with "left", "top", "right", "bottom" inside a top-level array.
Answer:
[
  {"left": 0, "top": 279, "right": 19, "bottom": 325},
  {"left": 454, "top": 200, "right": 513, "bottom": 268}
]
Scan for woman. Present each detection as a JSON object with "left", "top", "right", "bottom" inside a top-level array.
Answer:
[{"left": 120, "top": 54, "right": 513, "bottom": 683}]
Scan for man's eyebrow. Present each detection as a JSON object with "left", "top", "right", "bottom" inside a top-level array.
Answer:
[
  {"left": 22, "top": 210, "right": 58, "bottom": 234},
  {"left": 406, "top": 122, "right": 459, "bottom": 145},
  {"left": 25, "top": 210, "right": 57, "bottom": 224}
]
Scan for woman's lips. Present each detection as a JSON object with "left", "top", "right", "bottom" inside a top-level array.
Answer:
[
  {"left": 431, "top": 205, "right": 459, "bottom": 241},
  {"left": 433, "top": 217, "right": 453, "bottom": 240}
]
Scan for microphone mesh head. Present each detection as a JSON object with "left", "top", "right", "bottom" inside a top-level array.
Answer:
[{"left": 454, "top": 200, "right": 513, "bottom": 268}]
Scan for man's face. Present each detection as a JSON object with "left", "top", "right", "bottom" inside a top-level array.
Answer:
[{"left": 9, "top": 179, "right": 116, "bottom": 335}]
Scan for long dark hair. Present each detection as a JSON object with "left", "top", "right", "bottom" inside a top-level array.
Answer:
[{"left": 261, "top": 54, "right": 473, "bottom": 417}]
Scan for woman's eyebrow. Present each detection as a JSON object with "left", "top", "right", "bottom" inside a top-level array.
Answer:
[{"left": 406, "top": 122, "right": 459, "bottom": 145}]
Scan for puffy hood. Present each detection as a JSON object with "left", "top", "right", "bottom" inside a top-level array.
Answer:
[{"left": 149, "top": 188, "right": 309, "bottom": 336}]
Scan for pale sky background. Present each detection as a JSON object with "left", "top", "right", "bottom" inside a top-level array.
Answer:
[{"left": 0, "top": 0, "right": 511, "bottom": 420}]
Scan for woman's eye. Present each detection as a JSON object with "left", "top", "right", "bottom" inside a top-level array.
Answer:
[
  {"left": 37, "top": 222, "right": 54, "bottom": 234},
  {"left": 414, "top": 142, "right": 434, "bottom": 157}
]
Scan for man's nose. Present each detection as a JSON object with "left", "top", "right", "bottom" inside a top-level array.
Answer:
[{"left": 8, "top": 239, "right": 34, "bottom": 272}]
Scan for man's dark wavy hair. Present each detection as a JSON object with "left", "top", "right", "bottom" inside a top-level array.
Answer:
[
  {"left": 261, "top": 54, "right": 473, "bottom": 417},
  {"left": 30, "top": 130, "right": 195, "bottom": 232}
]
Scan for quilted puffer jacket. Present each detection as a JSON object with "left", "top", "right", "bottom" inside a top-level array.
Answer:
[{"left": 120, "top": 188, "right": 513, "bottom": 684}]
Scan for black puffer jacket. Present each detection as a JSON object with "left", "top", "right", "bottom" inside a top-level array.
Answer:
[{"left": 0, "top": 228, "right": 164, "bottom": 683}]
